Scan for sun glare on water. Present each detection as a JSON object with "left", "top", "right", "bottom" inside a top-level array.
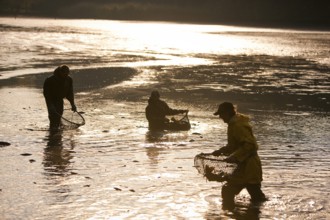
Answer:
[
  {"left": 69, "top": 19, "right": 258, "bottom": 56},
  {"left": 1, "top": 17, "right": 324, "bottom": 80}
]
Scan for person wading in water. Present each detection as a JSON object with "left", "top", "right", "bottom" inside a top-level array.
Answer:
[
  {"left": 206, "top": 102, "right": 267, "bottom": 210},
  {"left": 43, "top": 65, "right": 76, "bottom": 130},
  {"left": 145, "top": 90, "right": 188, "bottom": 131}
]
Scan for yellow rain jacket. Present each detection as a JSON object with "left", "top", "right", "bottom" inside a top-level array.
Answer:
[{"left": 220, "top": 113, "right": 263, "bottom": 185}]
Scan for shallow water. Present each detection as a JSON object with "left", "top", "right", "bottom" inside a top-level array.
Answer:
[
  {"left": 0, "top": 18, "right": 330, "bottom": 219},
  {"left": 1, "top": 86, "right": 329, "bottom": 219}
]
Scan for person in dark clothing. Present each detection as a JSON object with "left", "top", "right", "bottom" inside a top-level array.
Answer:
[
  {"left": 206, "top": 102, "right": 267, "bottom": 210},
  {"left": 43, "top": 65, "right": 76, "bottom": 130},
  {"left": 145, "top": 91, "right": 188, "bottom": 131}
]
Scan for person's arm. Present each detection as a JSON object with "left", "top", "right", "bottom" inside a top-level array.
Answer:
[
  {"left": 212, "top": 145, "right": 231, "bottom": 156},
  {"left": 163, "top": 101, "right": 187, "bottom": 116},
  {"left": 65, "top": 77, "right": 76, "bottom": 111}
]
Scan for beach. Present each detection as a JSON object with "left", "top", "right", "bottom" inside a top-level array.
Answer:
[{"left": 0, "top": 17, "right": 330, "bottom": 219}]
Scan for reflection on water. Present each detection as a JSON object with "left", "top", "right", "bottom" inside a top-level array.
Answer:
[
  {"left": 42, "top": 129, "right": 76, "bottom": 204},
  {"left": 145, "top": 130, "right": 166, "bottom": 143},
  {"left": 205, "top": 200, "right": 263, "bottom": 220},
  {"left": 145, "top": 130, "right": 189, "bottom": 143},
  {"left": 144, "top": 130, "right": 189, "bottom": 166},
  {"left": 43, "top": 129, "right": 74, "bottom": 177}
]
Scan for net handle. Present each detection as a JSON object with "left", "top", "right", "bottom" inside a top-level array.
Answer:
[{"left": 178, "top": 111, "right": 189, "bottom": 121}]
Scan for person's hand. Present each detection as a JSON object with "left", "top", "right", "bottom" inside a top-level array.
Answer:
[
  {"left": 204, "top": 165, "right": 214, "bottom": 175},
  {"left": 224, "top": 156, "right": 238, "bottom": 163},
  {"left": 212, "top": 149, "right": 223, "bottom": 156},
  {"left": 204, "top": 165, "right": 216, "bottom": 181},
  {"left": 71, "top": 104, "right": 77, "bottom": 112}
]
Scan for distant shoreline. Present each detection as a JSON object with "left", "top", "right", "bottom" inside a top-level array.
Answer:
[{"left": 1, "top": 15, "right": 329, "bottom": 32}]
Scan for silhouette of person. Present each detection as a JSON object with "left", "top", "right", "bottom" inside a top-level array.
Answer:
[
  {"left": 206, "top": 102, "right": 267, "bottom": 210},
  {"left": 43, "top": 65, "right": 76, "bottom": 130},
  {"left": 145, "top": 90, "right": 188, "bottom": 131}
]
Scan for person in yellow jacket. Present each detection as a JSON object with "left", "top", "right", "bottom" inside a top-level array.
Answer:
[{"left": 207, "top": 102, "right": 267, "bottom": 210}]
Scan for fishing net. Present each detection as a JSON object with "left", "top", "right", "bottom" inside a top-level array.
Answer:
[
  {"left": 60, "top": 110, "right": 85, "bottom": 130},
  {"left": 165, "top": 112, "right": 191, "bottom": 131},
  {"left": 194, "top": 153, "right": 237, "bottom": 182}
]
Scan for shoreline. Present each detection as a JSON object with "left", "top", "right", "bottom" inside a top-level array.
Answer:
[
  {"left": 1, "top": 15, "right": 329, "bottom": 32},
  {"left": 0, "top": 67, "right": 138, "bottom": 93}
]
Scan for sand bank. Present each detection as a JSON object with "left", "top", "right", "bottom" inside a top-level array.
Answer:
[{"left": 0, "top": 67, "right": 138, "bottom": 92}]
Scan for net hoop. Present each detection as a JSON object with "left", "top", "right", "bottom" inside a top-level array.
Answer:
[
  {"left": 57, "top": 109, "right": 85, "bottom": 129},
  {"left": 165, "top": 112, "right": 191, "bottom": 131},
  {"left": 61, "top": 111, "right": 85, "bottom": 126},
  {"left": 194, "top": 153, "right": 237, "bottom": 182}
]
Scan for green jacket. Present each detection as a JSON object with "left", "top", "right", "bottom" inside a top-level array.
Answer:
[{"left": 220, "top": 113, "right": 263, "bottom": 185}]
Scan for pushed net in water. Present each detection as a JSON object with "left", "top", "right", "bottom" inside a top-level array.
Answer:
[
  {"left": 166, "top": 112, "right": 191, "bottom": 131},
  {"left": 60, "top": 110, "right": 85, "bottom": 130},
  {"left": 194, "top": 153, "right": 237, "bottom": 182}
]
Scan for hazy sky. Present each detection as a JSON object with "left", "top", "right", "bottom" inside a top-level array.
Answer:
[{"left": 1, "top": 0, "right": 329, "bottom": 27}]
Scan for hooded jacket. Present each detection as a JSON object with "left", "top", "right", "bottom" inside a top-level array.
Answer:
[
  {"left": 146, "top": 97, "right": 182, "bottom": 130},
  {"left": 220, "top": 113, "right": 263, "bottom": 185},
  {"left": 43, "top": 72, "right": 74, "bottom": 109}
]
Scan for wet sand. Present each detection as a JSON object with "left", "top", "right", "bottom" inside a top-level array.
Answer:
[{"left": 1, "top": 66, "right": 329, "bottom": 219}]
